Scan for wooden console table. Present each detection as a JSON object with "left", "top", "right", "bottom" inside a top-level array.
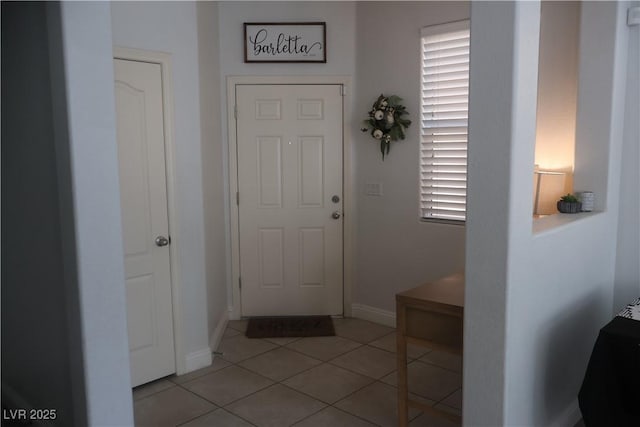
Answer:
[{"left": 396, "top": 273, "right": 464, "bottom": 426}]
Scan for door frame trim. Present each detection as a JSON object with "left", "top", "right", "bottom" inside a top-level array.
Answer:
[
  {"left": 227, "top": 75, "right": 354, "bottom": 320},
  {"left": 113, "top": 47, "right": 186, "bottom": 375}
]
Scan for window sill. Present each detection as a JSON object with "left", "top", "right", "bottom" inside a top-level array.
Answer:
[{"left": 420, "top": 217, "right": 466, "bottom": 226}]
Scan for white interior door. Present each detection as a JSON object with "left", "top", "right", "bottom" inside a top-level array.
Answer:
[
  {"left": 236, "top": 84, "right": 344, "bottom": 316},
  {"left": 114, "top": 58, "right": 175, "bottom": 387}
]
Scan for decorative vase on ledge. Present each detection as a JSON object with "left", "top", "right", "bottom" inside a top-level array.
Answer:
[{"left": 557, "top": 200, "right": 582, "bottom": 213}]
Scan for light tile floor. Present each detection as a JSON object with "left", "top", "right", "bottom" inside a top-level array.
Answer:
[{"left": 133, "top": 318, "right": 462, "bottom": 427}]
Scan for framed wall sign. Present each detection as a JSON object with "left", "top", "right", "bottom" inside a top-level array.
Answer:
[{"left": 244, "top": 22, "right": 326, "bottom": 63}]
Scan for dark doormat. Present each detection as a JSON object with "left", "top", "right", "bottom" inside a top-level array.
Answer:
[{"left": 246, "top": 315, "right": 335, "bottom": 338}]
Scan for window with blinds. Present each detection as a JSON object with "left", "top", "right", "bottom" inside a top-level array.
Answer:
[{"left": 420, "top": 20, "right": 470, "bottom": 222}]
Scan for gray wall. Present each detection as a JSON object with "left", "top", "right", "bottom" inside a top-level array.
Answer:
[
  {"left": 216, "top": 0, "right": 358, "bottom": 315},
  {"left": 534, "top": 1, "right": 580, "bottom": 194},
  {"left": 215, "top": 1, "right": 470, "bottom": 317},
  {"left": 49, "top": 2, "right": 134, "bottom": 425},
  {"left": 197, "top": 1, "right": 229, "bottom": 347},
  {"left": 2, "top": 2, "right": 134, "bottom": 425},
  {"left": 1, "top": 3, "right": 84, "bottom": 425},
  {"left": 217, "top": 1, "right": 357, "bottom": 77},
  {"left": 465, "top": 2, "right": 634, "bottom": 425},
  {"left": 1, "top": 2, "right": 637, "bottom": 426},
  {"left": 354, "top": 1, "right": 469, "bottom": 312},
  {"left": 463, "top": 3, "right": 524, "bottom": 423},
  {"left": 613, "top": 0, "right": 640, "bottom": 312},
  {"left": 111, "top": 1, "right": 213, "bottom": 368}
]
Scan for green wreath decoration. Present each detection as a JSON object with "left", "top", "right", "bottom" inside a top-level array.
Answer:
[{"left": 361, "top": 94, "right": 412, "bottom": 160}]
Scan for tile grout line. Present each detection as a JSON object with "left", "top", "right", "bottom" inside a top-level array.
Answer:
[
  {"left": 212, "top": 329, "right": 392, "bottom": 426},
  {"left": 137, "top": 322, "right": 460, "bottom": 426},
  {"left": 275, "top": 334, "right": 408, "bottom": 425},
  {"left": 173, "top": 406, "right": 219, "bottom": 427},
  {"left": 416, "top": 357, "right": 463, "bottom": 374},
  {"left": 217, "top": 335, "right": 281, "bottom": 364},
  {"left": 131, "top": 378, "right": 177, "bottom": 403},
  {"left": 174, "top": 365, "right": 267, "bottom": 426},
  {"left": 219, "top": 360, "right": 386, "bottom": 426},
  {"left": 292, "top": 401, "right": 383, "bottom": 427},
  {"left": 221, "top": 328, "right": 455, "bottom": 407},
  {"left": 282, "top": 340, "right": 366, "bottom": 362},
  {"left": 434, "top": 385, "right": 461, "bottom": 406}
]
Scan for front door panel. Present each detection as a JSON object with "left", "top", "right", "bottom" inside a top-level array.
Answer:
[{"left": 236, "top": 84, "right": 343, "bottom": 316}]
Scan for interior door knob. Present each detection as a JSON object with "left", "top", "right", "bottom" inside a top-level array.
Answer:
[
  {"left": 331, "top": 211, "right": 341, "bottom": 220},
  {"left": 155, "top": 236, "right": 169, "bottom": 247}
]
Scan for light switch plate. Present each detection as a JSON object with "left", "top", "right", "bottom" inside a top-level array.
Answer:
[
  {"left": 365, "top": 182, "right": 383, "bottom": 196},
  {"left": 629, "top": 6, "right": 640, "bottom": 26}
]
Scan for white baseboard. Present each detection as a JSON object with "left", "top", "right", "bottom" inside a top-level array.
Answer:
[
  {"left": 184, "top": 347, "right": 212, "bottom": 373},
  {"left": 172, "top": 309, "right": 228, "bottom": 375},
  {"left": 351, "top": 303, "right": 396, "bottom": 328},
  {"left": 549, "top": 399, "right": 582, "bottom": 427},
  {"left": 228, "top": 306, "right": 241, "bottom": 321},
  {"left": 209, "top": 309, "right": 229, "bottom": 353}
]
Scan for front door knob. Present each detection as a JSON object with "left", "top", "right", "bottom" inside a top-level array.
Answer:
[
  {"left": 331, "top": 211, "right": 341, "bottom": 220},
  {"left": 155, "top": 236, "right": 170, "bottom": 247}
]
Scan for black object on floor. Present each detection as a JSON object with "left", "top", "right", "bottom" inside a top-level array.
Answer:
[
  {"left": 578, "top": 316, "right": 640, "bottom": 426},
  {"left": 246, "top": 315, "right": 335, "bottom": 338}
]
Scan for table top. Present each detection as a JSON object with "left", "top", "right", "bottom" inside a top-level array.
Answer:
[{"left": 396, "top": 272, "right": 465, "bottom": 309}]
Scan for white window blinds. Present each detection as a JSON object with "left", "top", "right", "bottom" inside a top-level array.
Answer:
[{"left": 420, "top": 20, "right": 470, "bottom": 222}]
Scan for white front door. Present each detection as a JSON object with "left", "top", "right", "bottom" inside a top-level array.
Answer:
[
  {"left": 114, "top": 58, "right": 175, "bottom": 387},
  {"left": 236, "top": 84, "right": 344, "bottom": 317}
]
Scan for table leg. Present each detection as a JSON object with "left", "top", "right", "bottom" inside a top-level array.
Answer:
[{"left": 397, "top": 300, "right": 409, "bottom": 427}]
